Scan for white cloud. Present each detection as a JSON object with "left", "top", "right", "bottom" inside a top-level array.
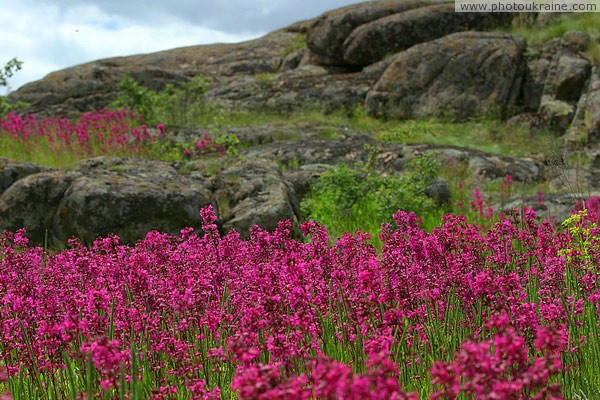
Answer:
[
  {"left": 0, "top": 0, "right": 364, "bottom": 95},
  {"left": 0, "top": 2, "right": 259, "bottom": 95}
]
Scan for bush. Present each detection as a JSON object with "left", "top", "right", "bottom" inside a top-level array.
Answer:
[
  {"left": 301, "top": 153, "right": 442, "bottom": 243},
  {"left": 110, "top": 75, "right": 214, "bottom": 127}
]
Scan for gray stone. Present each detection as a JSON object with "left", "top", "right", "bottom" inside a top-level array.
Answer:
[
  {"left": 561, "top": 31, "right": 590, "bottom": 52},
  {"left": 539, "top": 96, "right": 575, "bottom": 133},
  {"left": 0, "top": 170, "right": 81, "bottom": 244},
  {"left": 0, "top": 158, "right": 212, "bottom": 245},
  {"left": 306, "top": 0, "right": 430, "bottom": 65},
  {"left": 209, "top": 160, "right": 300, "bottom": 236},
  {"left": 498, "top": 192, "right": 600, "bottom": 224},
  {"left": 342, "top": 4, "right": 513, "bottom": 66},
  {"left": 424, "top": 178, "right": 451, "bottom": 207},
  {"left": 283, "top": 163, "right": 332, "bottom": 199},
  {"left": 7, "top": 30, "right": 303, "bottom": 117},
  {"left": 0, "top": 158, "right": 49, "bottom": 194},
  {"left": 554, "top": 54, "right": 591, "bottom": 102},
  {"left": 365, "top": 32, "right": 525, "bottom": 121}
]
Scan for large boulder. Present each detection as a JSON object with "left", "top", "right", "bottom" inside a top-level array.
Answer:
[
  {"left": 306, "top": 0, "right": 430, "bottom": 65},
  {"left": 365, "top": 32, "right": 526, "bottom": 121},
  {"left": 239, "top": 134, "right": 544, "bottom": 184},
  {"left": 7, "top": 30, "right": 304, "bottom": 117},
  {"left": 0, "top": 170, "right": 81, "bottom": 244},
  {"left": 568, "top": 67, "right": 600, "bottom": 144},
  {"left": 203, "top": 65, "right": 374, "bottom": 113},
  {"left": 207, "top": 160, "right": 300, "bottom": 236},
  {"left": 0, "top": 157, "right": 306, "bottom": 244},
  {"left": 554, "top": 54, "right": 591, "bottom": 103},
  {"left": 0, "top": 158, "right": 213, "bottom": 245},
  {"left": 0, "top": 158, "right": 49, "bottom": 194},
  {"left": 342, "top": 4, "right": 513, "bottom": 66},
  {"left": 522, "top": 31, "right": 592, "bottom": 134},
  {"left": 307, "top": 0, "right": 512, "bottom": 66},
  {"left": 52, "top": 158, "right": 213, "bottom": 244},
  {"left": 498, "top": 193, "right": 600, "bottom": 223}
]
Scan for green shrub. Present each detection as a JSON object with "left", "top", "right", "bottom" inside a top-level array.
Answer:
[
  {"left": 301, "top": 153, "right": 443, "bottom": 245},
  {"left": 110, "top": 75, "right": 214, "bottom": 127},
  {"left": 0, "top": 97, "right": 29, "bottom": 118},
  {"left": 0, "top": 58, "right": 29, "bottom": 118},
  {"left": 110, "top": 75, "right": 159, "bottom": 123}
]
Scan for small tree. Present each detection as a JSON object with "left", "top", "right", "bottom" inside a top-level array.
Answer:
[
  {"left": 1, "top": 58, "right": 29, "bottom": 117},
  {"left": 0, "top": 58, "right": 23, "bottom": 89}
]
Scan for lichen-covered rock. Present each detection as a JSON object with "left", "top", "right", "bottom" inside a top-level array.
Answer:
[
  {"left": 240, "top": 134, "right": 544, "bottom": 184},
  {"left": 342, "top": 3, "right": 513, "bottom": 66},
  {"left": 208, "top": 160, "right": 300, "bottom": 236},
  {"left": 0, "top": 158, "right": 212, "bottom": 245},
  {"left": 307, "top": 0, "right": 512, "bottom": 66},
  {"left": 539, "top": 96, "right": 575, "bottom": 133},
  {"left": 52, "top": 158, "right": 213, "bottom": 244},
  {"left": 521, "top": 31, "right": 593, "bottom": 135},
  {"left": 569, "top": 67, "right": 600, "bottom": 144},
  {"left": 561, "top": 31, "right": 590, "bottom": 52},
  {"left": 0, "top": 170, "right": 82, "bottom": 244},
  {"left": 280, "top": 48, "right": 309, "bottom": 71},
  {"left": 283, "top": 164, "right": 332, "bottom": 199},
  {"left": 498, "top": 193, "right": 600, "bottom": 223},
  {"left": 365, "top": 32, "right": 525, "bottom": 121},
  {"left": 306, "top": 0, "right": 429, "bottom": 65},
  {"left": 203, "top": 65, "right": 373, "bottom": 113},
  {"left": 424, "top": 178, "right": 452, "bottom": 207},
  {"left": 7, "top": 30, "right": 303, "bottom": 117},
  {"left": 0, "top": 158, "right": 49, "bottom": 194},
  {"left": 553, "top": 54, "right": 591, "bottom": 103}
]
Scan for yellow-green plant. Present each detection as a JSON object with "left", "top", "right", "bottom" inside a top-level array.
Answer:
[{"left": 559, "top": 209, "right": 600, "bottom": 272}]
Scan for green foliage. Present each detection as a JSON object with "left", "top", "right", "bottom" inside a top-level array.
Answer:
[
  {"left": 154, "top": 76, "right": 214, "bottom": 127},
  {"left": 142, "top": 140, "right": 191, "bottom": 162},
  {"left": 142, "top": 131, "right": 240, "bottom": 163},
  {"left": 255, "top": 72, "right": 276, "bottom": 83},
  {"left": 301, "top": 153, "right": 442, "bottom": 245},
  {"left": 503, "top": 13, "right": 600, "bottom": 64},
  {"left": 212, "top": 131, "right": 241, "bottom": 157},
  {"left": 559, "top": 209, "right": 600, "bottom": 272},
  {"left": 110, "top": 75, "right": 158, "bottom": 123},
  {"left": 0, "top": 97, "right": 29, "bottom": 118},
  {"left": 0, "top": 58, "right": 29, "bottom": 118},
  {"left": 0, "top": 58, "right": 23, "bottom": 88},
  {"left": 282, "top": 34, "right": 307, "bottom": 57},
  {"left": 110, "top": 75, "right": 214, "bottom": 127}
]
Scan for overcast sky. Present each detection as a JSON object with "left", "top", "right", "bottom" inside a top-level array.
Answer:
[{"left": 0, "top": 0, "right": 364, "bottom": 95}]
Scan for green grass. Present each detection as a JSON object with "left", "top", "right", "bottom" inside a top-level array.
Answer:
[
  {"left": 372, "top": 116, "right": 558, "bottom": 158},
  {"left": 167, "top": 105, "right": 558, "bottom": 158},
  {"left": 2, "top": 105, "right": 556, "bottom": 168},
  {"left": 282, "top": 33, "right": 307, "bottom": 58},
  {"left": 0, "top": 135, "right": 141, "bottom": 168},
  {"left": 502, "top": 13, "right": 600, "bottom": 64}
]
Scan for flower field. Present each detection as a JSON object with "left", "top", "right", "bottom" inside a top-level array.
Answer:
[
  {"left": 1, "top": 201, "right": 600, "bottom": 399},
  {"left": 0, "top": 111, "right": 163, "bottom": 166}
]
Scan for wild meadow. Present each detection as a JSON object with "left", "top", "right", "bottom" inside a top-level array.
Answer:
[
  {"left": 2, "top": 78, "right": 600, "bottom": 399},
  {"left": 1, "top": 197, "right": 600, "bottom": 399},
  {"left": 2, "top": 110, "right": 600, "bottom": 399},
  {"left": 0, "top": 110, "right": 163, "bottom": 167}
]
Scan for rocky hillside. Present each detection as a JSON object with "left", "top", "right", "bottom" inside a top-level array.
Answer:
[{"left": 2, "top": 0, "right": 600, "bottom": 244}]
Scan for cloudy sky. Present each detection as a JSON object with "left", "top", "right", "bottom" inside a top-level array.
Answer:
[{"left": 0, "top": 0, "right": 363, "bottom": 94}]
